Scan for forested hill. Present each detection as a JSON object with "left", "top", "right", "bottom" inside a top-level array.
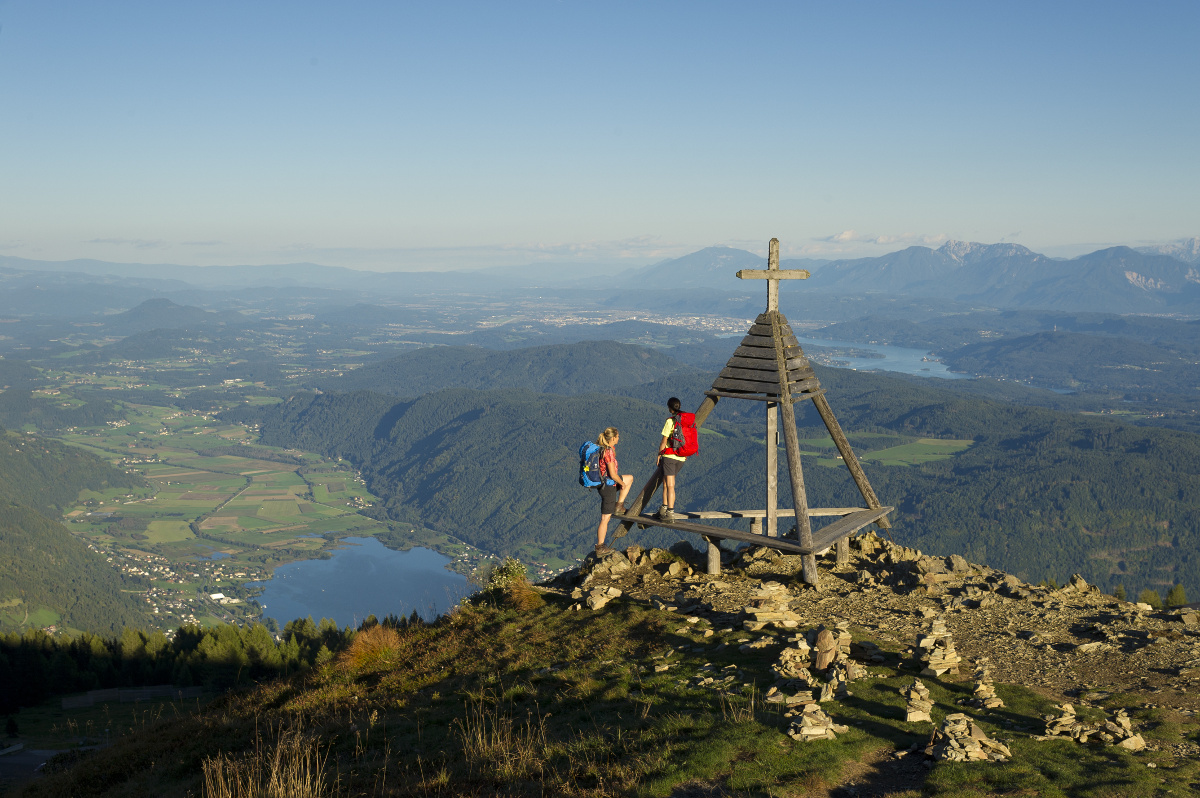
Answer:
[
  {"left": 319, "top": 341, "right": 693, "bottom": 396},
  {"left": 254, "top": 366, "right": 1200, "bottom": 601},
  {"left": 0, "top": 427, "right": 147, "bottom": 633},
  {"left": 0, "top": 429, "right": 143, "bottom": 515}
]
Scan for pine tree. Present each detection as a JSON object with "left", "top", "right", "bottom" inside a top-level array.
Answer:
[
  {"left": 1165, "top": 584, "right": 1188, "bottom": 608},
  {"left": 1113, "top": 584, "right": 1127, "bottom": 602},
  {"left": 1138, "top": 589, "right": 1163, "bottom": 610}
]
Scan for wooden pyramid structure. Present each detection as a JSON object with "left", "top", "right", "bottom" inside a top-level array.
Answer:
[{"left": 615, "top": 238, "right": 891, "bottom": 587}]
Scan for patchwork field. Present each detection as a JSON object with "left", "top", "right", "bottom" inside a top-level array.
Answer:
[
  {"left": 803, "top": 433, "right": 974, "bottom": 467},
  {"left": 53, "top": 401, "right": 393, "bottom": 628}
]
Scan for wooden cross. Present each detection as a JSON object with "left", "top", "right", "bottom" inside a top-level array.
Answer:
[{"left": 735, "top": 238, "right": 809, "bottom": 311}]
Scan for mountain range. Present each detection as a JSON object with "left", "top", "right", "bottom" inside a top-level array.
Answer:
[{"left": 6, "top": 237, "right": 1199, "bottom": 316}]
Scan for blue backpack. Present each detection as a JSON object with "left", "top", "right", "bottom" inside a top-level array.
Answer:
[{"left": 578, "top": 441, "right": 609, "bottom": 488}]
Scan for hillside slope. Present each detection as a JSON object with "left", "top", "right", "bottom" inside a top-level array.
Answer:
[
  {"left": 321, "top": 340, "right": 693, "bottom": 396},
  {"left": 255, "top": 363, "right": 1200, "bottom": 600},
  {"left": 0, "top": 428, "right": 146, "bottom": 633},
  {"left": 17, "top": 538, "right": 1200, "bottom": 796}
]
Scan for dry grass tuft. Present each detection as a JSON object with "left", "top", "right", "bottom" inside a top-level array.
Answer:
[
  {"left": 451, "top": 693, "right": 551, "bottom": 784},
  {"left": 338, "top": 624, "right": 403, "bottom": 674},
  {"left": 502, "top": 579, "right": 545, "bottom": 611},
  {"left": 202, "top": 721, "right": 335, "bottom": 798}
]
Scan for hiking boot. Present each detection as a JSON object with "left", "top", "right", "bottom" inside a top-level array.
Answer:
[
  {"left": 614, "top": 502, "right": 628, "bottom": 516},
  {"left": 655, "top": 506, "right": 675, "bottom": 522},
  {"left": 594, "top": 543, "right": 615, "bottom": 557}
]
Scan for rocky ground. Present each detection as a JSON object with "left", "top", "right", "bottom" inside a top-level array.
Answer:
[{"left": 544, "top": 530, "right": 1200, "bottom": 775}]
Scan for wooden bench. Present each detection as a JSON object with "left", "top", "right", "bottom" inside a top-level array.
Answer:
[{"left": 625, "top": 506, "right": 892, "bottom": 575}]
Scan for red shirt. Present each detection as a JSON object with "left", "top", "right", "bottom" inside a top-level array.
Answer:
[{"left": 600, "top": 447, "right": 617, "bottom": 484}]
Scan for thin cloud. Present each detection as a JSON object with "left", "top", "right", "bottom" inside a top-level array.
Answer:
[
  {"left": 181, "top": 240, "right": 225, "bottom": 247},
  {"left": 85, "top": 238, "right": 166, "bottom": 249},
  {"left": 814, "top": 230, "right": 948, "bottom": 247},
  {"left": 274, "top": 236, "right": 690, "bottom": 269}
]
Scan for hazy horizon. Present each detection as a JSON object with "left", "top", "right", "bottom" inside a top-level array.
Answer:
[{"left": 2, "top": 1, "right": 1197, "bottom": 272}]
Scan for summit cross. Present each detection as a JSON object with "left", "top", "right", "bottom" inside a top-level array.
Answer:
[{"left": 735, "top": 238, "right": 809, "bottom": 312}]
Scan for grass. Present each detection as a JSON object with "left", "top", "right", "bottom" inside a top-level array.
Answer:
[
  {"left": 861, "top": 438, "right": 973, "bottom": 466},
  {"left": 14, "top": 588, "right": 1198, "bottom": 797},
  {"left": 811, "top": 437, "right": 974, "bottom": 468}
]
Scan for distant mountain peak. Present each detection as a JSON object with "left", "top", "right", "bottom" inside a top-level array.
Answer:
[
  {"left": 1136, "top": 237, "right": 1200, "bottom": 266},
  {"left": 938, "top": 240, "right": 1037, "bottom": 263}
]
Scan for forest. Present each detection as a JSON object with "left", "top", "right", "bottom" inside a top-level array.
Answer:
[
  {"left": 0, "top": 427, "right": 147, "bottom": 633},
  {"left": 0, "top": 612, "right": 400, "bottom": 714},
  {"left": 251, "top": 361, "right": 1200, "bottom": 600}
]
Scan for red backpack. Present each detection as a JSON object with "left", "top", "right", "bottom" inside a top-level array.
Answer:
[{"left": 666, "top": 412, "right": 699, "bottom": 458}]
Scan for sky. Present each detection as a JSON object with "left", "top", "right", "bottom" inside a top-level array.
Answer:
[{"left": 1, "top": 1, "right": 1197, "bottom": 272}]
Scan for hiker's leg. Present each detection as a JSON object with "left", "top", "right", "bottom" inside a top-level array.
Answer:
[
  {"left": 663, "top": 474, "right": 676, "bottom": 509},
  {"left": 597, "top": 484, "right": 618, "bottom": 544},
  {"left": 617, "top": 475, "right": 633, "bottom": 505},
  {"left": 597, "top": 513, "right": 612, "bottom": 546}
]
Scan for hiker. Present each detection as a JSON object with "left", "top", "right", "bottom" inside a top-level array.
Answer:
[
  {"left": 594, "top": 427, "right": 633, "bottom": 555},
  {"left": 654, "top": 397, "right": 695, "bottom": 522}
]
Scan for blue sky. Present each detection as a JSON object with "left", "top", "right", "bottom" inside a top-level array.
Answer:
[{"left": 1, "top": 1, "right": 1197, "bottom": 271}]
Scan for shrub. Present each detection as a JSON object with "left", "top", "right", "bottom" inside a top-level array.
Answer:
[
  {"left": 339, "top": 624, "right": 403, "bottom": 674},
  {"left": 1137, "top": 589, "right": 1163, "bottom": 610},
  {"left": 486, "top": 557, "right": 527, "bottom": 590},
  {"left": 1165, "top": 583, "right": 1188, "bottom": 608}
]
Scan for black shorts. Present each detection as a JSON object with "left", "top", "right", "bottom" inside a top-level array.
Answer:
[
  {"left": 598, "top": 483, "right": 618, "bottom": 515},
  {"left": 661, "top": 457, "right": 686, "bottom": 477}
]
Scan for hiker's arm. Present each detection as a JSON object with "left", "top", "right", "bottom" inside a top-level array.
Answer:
[
  {"left": 606, "top": 460, "right": 626, "bottom": 488},
  {"left": 657, "top": 435, "right": 670, "bottom": 461}
]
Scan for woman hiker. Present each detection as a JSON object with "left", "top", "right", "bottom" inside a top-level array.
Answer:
[
  {"left": 655, "top": 397, "right": 688, "bottom": 522},
  {"left": 594, "top": 426, "right": 633, "bottom": 555}
]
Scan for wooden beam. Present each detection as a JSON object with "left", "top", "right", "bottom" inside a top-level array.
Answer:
[
  {"left": 704, "top": 389, "right": 826, "bottom": 403},
  {"left": 807, "top": 507, "right": 892, "bottom": 551},
  {"left": 623, "top": 513, "right": 814, "bottom": 554},
  {"left": 766, "top": 400, "right": 778, "bottom": 538},
  {"left": 767, "top": 238, "right": 779, "bottom": 311},
  {"left": 723, "top": 354, "right": 811, "bottom": 371},
  {"left": 716, "top": 366, "right": 815, "bottom": 384},
  {"left": 622, "top": 507, "right": 891, "bottom": 556},
  {"left": 711, "top": 376, "right": 821, "bottom": 394},
  {"left": 810, "top": 393, "right": 892, "bottom": 531},
  {"left": 743, "top": 326, "right": 801, "bottom": 343},
  {"left": 680, "top": 507, "right": 870, "bottom": 519},
  {"left": 730, "top": 343, "right": 807, "bottom": 358},
  {"left": 736, "top": 269, "right": 811, "bottom": 280},
  {"left": 703, "top": 536, "right": 721, "bottom": 575},
  {"left": 772, "top": 311, "right": 818, "bottom": 587}
]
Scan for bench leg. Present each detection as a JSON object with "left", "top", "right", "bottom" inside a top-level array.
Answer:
[
  {"left": 749, "top": 517, "right": 762, "bottom": 535},
  {"left": 836, "top": 536, "right": 850, "bottom": 568},
  {"left": 704, "top": 536, "right": 721, "bottom": 575}
]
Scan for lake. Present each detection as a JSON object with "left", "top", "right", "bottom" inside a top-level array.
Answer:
[
  {"left": 253, "top": 537, "right": 472, "bottom": 628},
  {"left": 792, "top": 336, "right": 970, "bottom": 380}
]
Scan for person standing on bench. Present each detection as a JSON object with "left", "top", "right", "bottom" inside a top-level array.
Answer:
[
  {"left": 595, "top": 427, "right": 633, "bottom": 555},
  {"left": 655, "top": 397, "right": 691, "bottom": 522}
]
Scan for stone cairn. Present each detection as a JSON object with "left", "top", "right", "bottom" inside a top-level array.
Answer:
[
  {"left": 916, "top": 616, "right": 962, "bottom": 677},
  {"left": 772, "top": 639, "right": 814, "bottom": 687},
  {"left": 927, "top": 713, "right": 1012, "bottom": 762},
  {"left": 1040, "top": 704, "right": 1146, "bottom": 750},
  {"left": 900, "top": 679, "right": 934, "bottom": 723},
  {"left": 771, "top": 622, "right": 868, "bottom": 707},
  {"left": 968, "top": 658, "right": 1004, "bottom": 709},
  {"left": 1104, "top": 709, "right": 1147, "bottom": 751},
  {"left": 742, "top": 581, "right": 799, "bottom": 631},
  {"left": 786, "top": 702, "right": 849, "bottom": 742}
]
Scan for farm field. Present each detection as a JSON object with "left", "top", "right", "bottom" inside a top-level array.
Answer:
[
  {"left": 51, "top": 397, "right": 395, "bottom": 629},
  {"left": 798, "top": 432, "right": 974, "bottom": 467}
]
